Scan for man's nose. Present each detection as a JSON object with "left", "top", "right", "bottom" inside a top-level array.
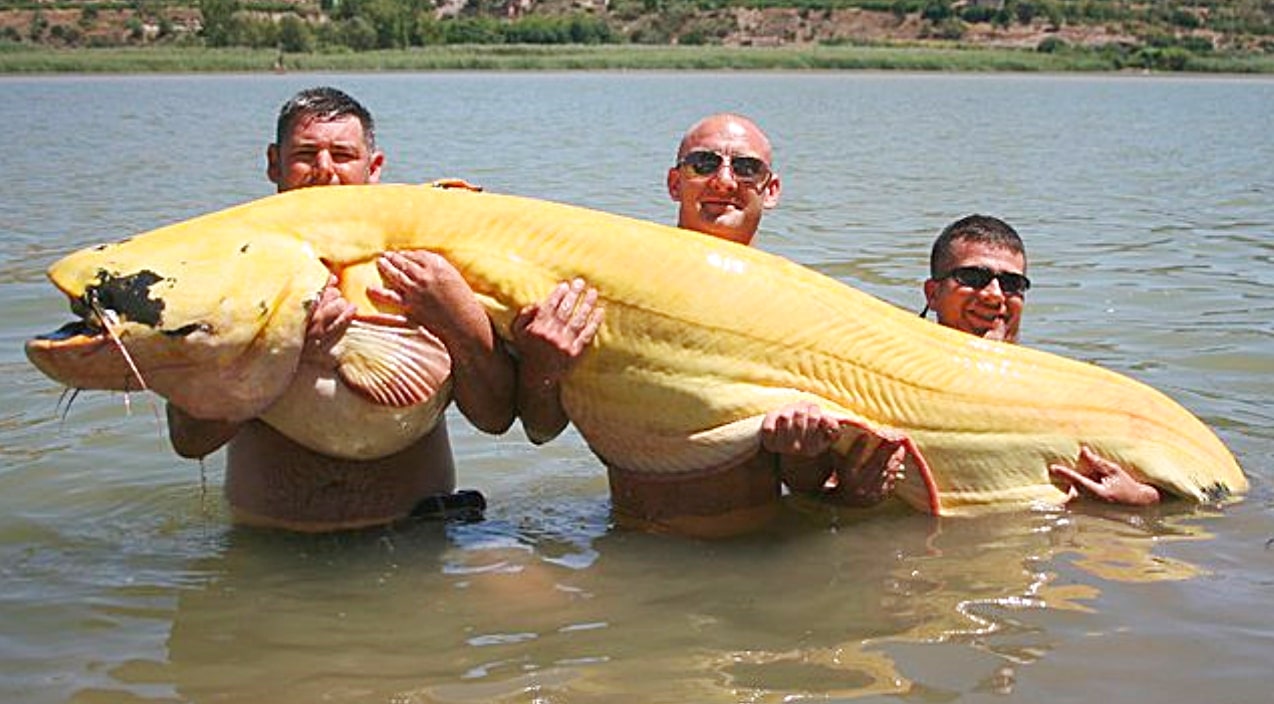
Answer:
[
  {"left": 313, "top": 150, "right": 336, "bottom": 178},
  {"left": 979, "top": 277, "right": 1006, "bottom": 300},
  {"left": 707, "top": 161, "right": 738, "bottom": 189}
]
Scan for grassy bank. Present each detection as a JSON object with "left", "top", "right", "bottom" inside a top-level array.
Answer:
[{"left": 2, "top": 43, "right": 1273, "bottom": 74}]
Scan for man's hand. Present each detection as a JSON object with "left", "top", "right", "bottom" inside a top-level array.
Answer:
[
  {"left": 510, "top": 278, "right": 603, "bottom": 444},
  {"left": 368, "top": 251, "right": 472, "bottom": 336},
  {"left": 823, "top": 434, "right": 905, "bottom": 508},
  {"left": 304, "top": 275, "right": 356, "bottom": 366},
  {"left": 369, "top": 250, "right": 516, "bottom": 435},
  {"left": 1049, "top": 446, "right": 1161, "bottom": 506},
  {"left": 981, "top": 316, "right": 1011, "bottom": 342},
  {"left": 511, "top": 278, "right": 604, "bottom": 386},
  {"left": 761, "top": 402, "right": 842, "bottom": 457}
]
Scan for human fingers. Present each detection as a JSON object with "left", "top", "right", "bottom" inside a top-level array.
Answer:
[
  {"left": 390, "top": 249, "right": 453, "bottom": 274},
  {"left": 982, "top": 316, "right": 1010, "bottom": 342},
  {"left": 555, "top": 278, "right": 587, "bottom": 319},
  {"left": 761, "top": 407, "right": 801, "bottom": 453},
  {"left": 581, "top": 305, "right": 604, "bottom": 339},
  {"left": 376, "top": 253, "right": 410, "bottom": 291},
  {"left": 537, "top": 282, "right": 570, "bottom": 320},
  {"left": 760, "top": 414, "right": 790, "bottom": 453},
  {"left": 309, "top": 290, "right": 355, "bottom": 340},
  {"left": 568, "top": 287, "right": 600, "bottom": 330},
  {"left": 567, "top": 305, "right": 605, "bottom": 355},
  {"left": 1076, "top": 446, "right": 1122, "bottom": 477},
  {"left": 874, "top": 444, "right": 906, "bottom": 492},
  {"left": 1048, "top": 463, "right": 1105, "bottom": 497}
]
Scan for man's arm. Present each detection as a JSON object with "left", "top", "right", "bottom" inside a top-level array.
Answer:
[
  {"left": 510, "top": 279, "right": 604, "bottom": 444},
  {"left": 166, "top": 403, "right": 241, "bottom": 458},
  {"left": 371, "top": 251, "right": 516, "bottom": 435}
]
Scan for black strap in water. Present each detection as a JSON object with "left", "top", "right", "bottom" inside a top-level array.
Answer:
[{"left": 408, "top": 489, "right": 487, "bottom": 523}]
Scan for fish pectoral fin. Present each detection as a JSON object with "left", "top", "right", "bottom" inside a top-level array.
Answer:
[{"left": 334, "top": 319, "right": 453, "bottom": 408}]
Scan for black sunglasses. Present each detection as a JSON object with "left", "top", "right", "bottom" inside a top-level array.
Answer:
[
  {"left": 943, "top": 266, "right": 1031, "bottom": 296},
  {"left": 677, "top": 150, "right": 771, "bottom": 183}
]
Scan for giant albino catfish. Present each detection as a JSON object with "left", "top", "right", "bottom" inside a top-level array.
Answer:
[{"left": 26, "top": 184, "right": 1246, "bottom": 515}]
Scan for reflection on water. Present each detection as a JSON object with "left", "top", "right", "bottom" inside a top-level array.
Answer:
[
  {"left": 2, "top": 73, "right": 1273, "bottom": 703},
  {"left": 141, "top": 500, "right": 1219, "bottom": 704}
]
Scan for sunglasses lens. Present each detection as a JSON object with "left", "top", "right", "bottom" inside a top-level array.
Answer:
[
  {"left": 732, "top": 156, "right": 767, "bottom": 180},
  {"left": 951, "top": 267, "right": 994, "bottom": 289},
  {"left": 682, "top": 151, "right": 723, "bottom": 176},
  {"left": 1000, "top": 273, "right": 1029, "bottom": 295}
]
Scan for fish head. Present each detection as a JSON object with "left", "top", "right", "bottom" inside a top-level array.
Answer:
[{"left": 26, "top": 215, "right": 331, "bottom": 422}]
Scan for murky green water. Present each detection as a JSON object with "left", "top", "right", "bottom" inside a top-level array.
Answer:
[{"left": 2, "top": 72, "right": 1271, "bottom": 703}]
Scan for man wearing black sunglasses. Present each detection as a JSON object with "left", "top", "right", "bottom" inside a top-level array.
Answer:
[
  {"left": 921, "top": 214, "right": 1030, "bottom": 343},
  {"left": 664, "top": 113, "right": 782, "bottom": 245},
  {"left": 510, "top": 114, "right": 904, "bottom": 537},
  {"left": 512, "top": 113, "right": 783, "bottom": 448},
  {"left": 919, "top": 215, "right": 1160, "bottom": 506}
]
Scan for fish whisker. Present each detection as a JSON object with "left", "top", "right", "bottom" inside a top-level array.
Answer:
[
  {"left": 90, "top": 301, "right": 150, "bottom": 395},
  {"left": 90, "top": 302, "right": 162, "bottom": 428},
  {"left": 56, "top": 387, "right": 81, "bottom": 431}
]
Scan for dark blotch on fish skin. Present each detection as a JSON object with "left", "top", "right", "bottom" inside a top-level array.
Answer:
[
  {"left": 241, "top": 243, "right": 251, "bottom": 253},
  {"left": 162, "top": 322, "right": 211, "bottom": 338},
  {"left": 75, "top": 269, "right": 166, "bottom": 327}
]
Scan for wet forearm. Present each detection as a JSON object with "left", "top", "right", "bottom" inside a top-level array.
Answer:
[{"left": 435, "top": 316, "right": 516, "bottom": 435}]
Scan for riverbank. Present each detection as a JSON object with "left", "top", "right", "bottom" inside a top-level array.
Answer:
[{"left": 3, "top": 43, "right": 1273, "bottom": 74}]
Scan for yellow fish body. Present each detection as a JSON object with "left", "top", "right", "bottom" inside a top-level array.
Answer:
[{"left": 27, "top": 184, "right": 1246, "bottom": 514}]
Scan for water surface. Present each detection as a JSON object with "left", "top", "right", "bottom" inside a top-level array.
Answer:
[{"left": 1, "top": 72, "right": 1272, "bottom": 703}]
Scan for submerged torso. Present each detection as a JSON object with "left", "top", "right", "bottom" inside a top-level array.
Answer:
[{"left": 224, "top": 420, "right": 456, "bottom": 532}]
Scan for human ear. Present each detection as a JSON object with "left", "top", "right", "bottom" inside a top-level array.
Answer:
[
  {"left": 666, "top": 167, "right": 681, "bottom": 201},
  {"left": 367, "top": 150, "right": 386, "bottom": 184},
  {"left": 266, "top": 143, "right": 282, "bottom": 186},
  {"left": 922, "top": 279, "right": 939, "bottom": 311},
  {"left": 761, "top": 174, "right": 781, "bottom": 209}
]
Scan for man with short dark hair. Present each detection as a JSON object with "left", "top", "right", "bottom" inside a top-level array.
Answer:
[
  {"left": 921, "top": 214, "right": 1030, "bottom": 343},
  {"left": 167, "top": 87, "right": 515, "bottom": 531},
  {"left": 921, "top": 214, "right": 1160, "bottom": 506}
]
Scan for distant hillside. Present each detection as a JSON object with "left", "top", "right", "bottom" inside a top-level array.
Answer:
[{"left": 2, "top": 0, "right": 1270, "bottom": 68}]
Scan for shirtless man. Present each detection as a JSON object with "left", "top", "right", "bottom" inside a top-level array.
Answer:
[
  {"left": 512, "top": 114, "right": 899, "bottom": 537},
  {"left": 167, "top": 87, "right": 516, "bottom": 531},
  {"left": 921, "top": 215, "right": 1160, "bottom": 506}
]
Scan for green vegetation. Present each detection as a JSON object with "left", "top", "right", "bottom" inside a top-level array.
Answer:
[
  {"left": 0, "top": 0, "right": 1270, "bottom": 72},
  {"left": 2, "top": 42, "right": 1272, "bottom": 73}
]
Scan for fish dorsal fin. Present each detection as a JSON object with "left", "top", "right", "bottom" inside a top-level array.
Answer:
[{"left": 334, "top": 319, "right": 452, "bottom": 408}]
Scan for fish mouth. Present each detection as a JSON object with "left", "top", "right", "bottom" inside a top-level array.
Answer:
[
  {"left": 35, "top": 319, "right": 106, "bottom": 344},
  {"left": 27, "top": 315, "right": 113, "bottom": 365},
  {"left": 25, "top": 298, "right": 148, "bottom": 393}
]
